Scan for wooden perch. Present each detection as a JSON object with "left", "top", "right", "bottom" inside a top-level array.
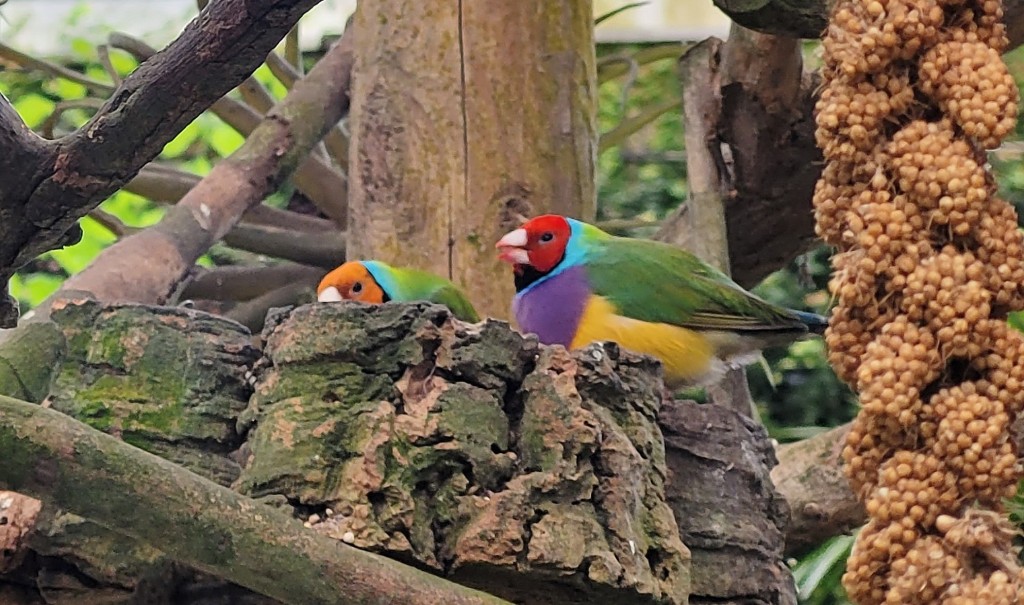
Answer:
[
  {"left": 0, "top": 0, "right": 323, "bottom": 327},
  {"left": 35, "top": 22, "right": 355, "bottom": 316},
  {"left": 0, "top": 395, "right": 515, "bottom": 605}
]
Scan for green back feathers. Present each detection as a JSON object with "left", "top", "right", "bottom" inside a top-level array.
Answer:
[
  {"left": 363, "top": 261, "right": 480, "bottom": 322},
  {"left": 569, "top": 222, "right": 809, "bottom": 333}
]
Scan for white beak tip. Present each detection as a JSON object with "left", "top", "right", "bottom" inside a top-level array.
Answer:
[
  {"left": 318, "top": 286, "right": 343, "bottom": 302},
  {"left": 496, "top": 228, "right": 528, "bottom": 249}
]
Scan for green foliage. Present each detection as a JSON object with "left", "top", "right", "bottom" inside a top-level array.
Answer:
[
  {"left": 791, "top": 534, "right": 855, "bottom": 605},
  {"left": 596, "top": 43, "right": 687, "bottom": 222},
  {"left": 1006, "top": 479, "right": 1024, "bottom": 564}
]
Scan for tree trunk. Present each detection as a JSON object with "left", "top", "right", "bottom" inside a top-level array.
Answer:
[{"left": 346, "top": 0, "right": 597, "bottom": 320}]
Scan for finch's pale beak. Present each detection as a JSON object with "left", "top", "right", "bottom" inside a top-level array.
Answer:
[
  {"left": 496, "top": 229, "right": 530, "bottom": 265},
  {"left": 318, "top": 286, "right": 343, "bottom": 302}
]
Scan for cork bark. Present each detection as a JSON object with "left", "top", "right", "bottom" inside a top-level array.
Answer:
[{"left": 0, "top": 299, "right": 796, "bottom": 604}]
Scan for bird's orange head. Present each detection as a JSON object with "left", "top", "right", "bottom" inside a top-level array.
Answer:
[{"left": 317, "top": 261, "right": 388, "bottom": 304}]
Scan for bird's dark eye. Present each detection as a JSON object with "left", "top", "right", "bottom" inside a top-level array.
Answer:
[
  {"left": 352, "top": 282, "right": 363, "bottom": 293},
  {"left": 540, "top": 232, "right": 554, "bottom": 243}
]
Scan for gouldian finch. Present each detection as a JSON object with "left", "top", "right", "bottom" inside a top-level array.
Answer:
[
  {"left": 495, "top": 215, "right": 827, "bottom": 387},
  {"left": 317, "top": 260, "right": 480, "bottom": 322}
]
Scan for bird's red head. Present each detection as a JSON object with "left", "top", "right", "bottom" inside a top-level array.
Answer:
[
  {"left": 317, "top": 261, "right": 387, "bottom": 304},
  {"left": 495, "top": 214, "right": 572, "bottom": 274}
]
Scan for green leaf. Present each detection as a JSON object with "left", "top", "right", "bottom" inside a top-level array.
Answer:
[
  {"left": 13, "top": 93, "right": 56, "bottom": 129},
  {"left": 598, "top": 95, "right": 680, "bottom": 153},
  {"left": 10, "top": 273, "right": 64, "bottom": 308},
  {"left": 792, "top": 533, "right": 855, "bottom": 604},
  {"left": 595, "top": 1, "right": 649, "bottom": 25},
  {"left": 48, "top": 217, "right": 116, "bottom": 274}
]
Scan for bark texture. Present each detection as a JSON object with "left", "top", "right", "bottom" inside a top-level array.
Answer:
[
  {"left": 347, "top": 0, "right": 597, "bottom": 320},
  {"left": 238, "top": 302, "right": 689, "bottom": 604},
  {"left": 0, "top": 299, "right": 800, "bottom": 604},
  {"left": 657, "top": 25, "right": 819, "bottom": 289},
  {"left": 660, "top": 400, "right": 797, "bottom": 605}
]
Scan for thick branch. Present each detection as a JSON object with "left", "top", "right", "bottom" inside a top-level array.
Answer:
[
  {"left": 0, "top": 395, "right": 513, "bottom": 605},
  {"left": 714, "top": 0, "right": 1024, "bottom": 48},
  {"left": 0, "top": 0, "right": 325, "bottom": 327},
  {"left": 40, "top": 28, "right": 355, "bottom": 313},
  {"left": 656, "top": 25, "right": 819, "bottom": 289},
  {"left": 772, "top": 422, "right": 863, "bottom": 556}
]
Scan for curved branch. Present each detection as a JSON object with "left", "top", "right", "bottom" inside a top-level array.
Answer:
[
  {"left": 0, "top": 395, "right": 513, "bottom": 605},
  {"left": 225, "top": 276, "right": 319, "bottom": 331},
  {"left": 0, "top": 0, "right": 325, "bottom": 328}
]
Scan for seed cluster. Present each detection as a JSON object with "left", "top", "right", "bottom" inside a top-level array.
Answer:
[{"left": 814, "top": 0, "right": 1024, "bottom": 601}]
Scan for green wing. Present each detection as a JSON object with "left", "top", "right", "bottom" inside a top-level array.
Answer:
[
  {"left": 388, "top": 266, "right": 480, "bottom": 323},
  {"left": 583, "top": 236, "right": 805, "bottom": 333},
  {"left": 428, "top": 283, "right": 481, "bottom": 323}
]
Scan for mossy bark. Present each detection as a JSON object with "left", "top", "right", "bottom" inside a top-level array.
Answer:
[
  {"left": 2, "top": 299, "right": 796, "bottom": 604},
  {"left": 238, "top": 302, "right": 689, "bottom": 605}
]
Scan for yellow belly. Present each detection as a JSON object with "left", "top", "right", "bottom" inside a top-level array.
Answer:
[{"left": 568, "top": 295, "right": 716, "bottom": 386}]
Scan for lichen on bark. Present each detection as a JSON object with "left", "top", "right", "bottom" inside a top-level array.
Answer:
[{"left": 237, "top": 301, "right": 690, "bottom": 605}]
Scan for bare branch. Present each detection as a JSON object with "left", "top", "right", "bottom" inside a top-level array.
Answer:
[
  {"left": 284, "top": 25, "right": 303, "bottom": 71},
  {"left": 41, "top": 26, "right": 355, "bottom": 312},
  {"left": 0, "top": 394, "right": 515, "bottom": 605},
  {"left": 0, "top": 0, "right": 325, "bottom": 328},
  {"left": 96, "top": 44, "right": 123, "bottom": 86},
  {"left": 88, "top": 209, "right": 135, "bottom": 238},
  {"left": 181, "top": 263, "right": 324, "bottom": 301},
  {"left": 266, "top": 51, "right": 350, "bottom": 173},
  {"left": 0, "top": 42, "right": 113, "bottom": 94},
  {"left": 225, "top": 276, "right": 318, "bottom": 331},
  {"left": 266, "top": 52, "right": 301, "bottom": 88},
  {"left": 222, "top": 224, "right": 346, "bottom": 267},
  {"left": 39, "top": 98, "right": 105, "bottom": 139}
]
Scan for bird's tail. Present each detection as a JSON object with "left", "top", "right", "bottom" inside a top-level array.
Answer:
[{"left": 791, "top": 310, "right": 829, "bottom": 335}]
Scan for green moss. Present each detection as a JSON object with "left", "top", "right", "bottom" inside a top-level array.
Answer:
[
  {"left": 75, "top": 399, "right": 115, "bottom": 432},
  {"left": 129, "top": 400, "right": 186, "bottom": 436}
]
